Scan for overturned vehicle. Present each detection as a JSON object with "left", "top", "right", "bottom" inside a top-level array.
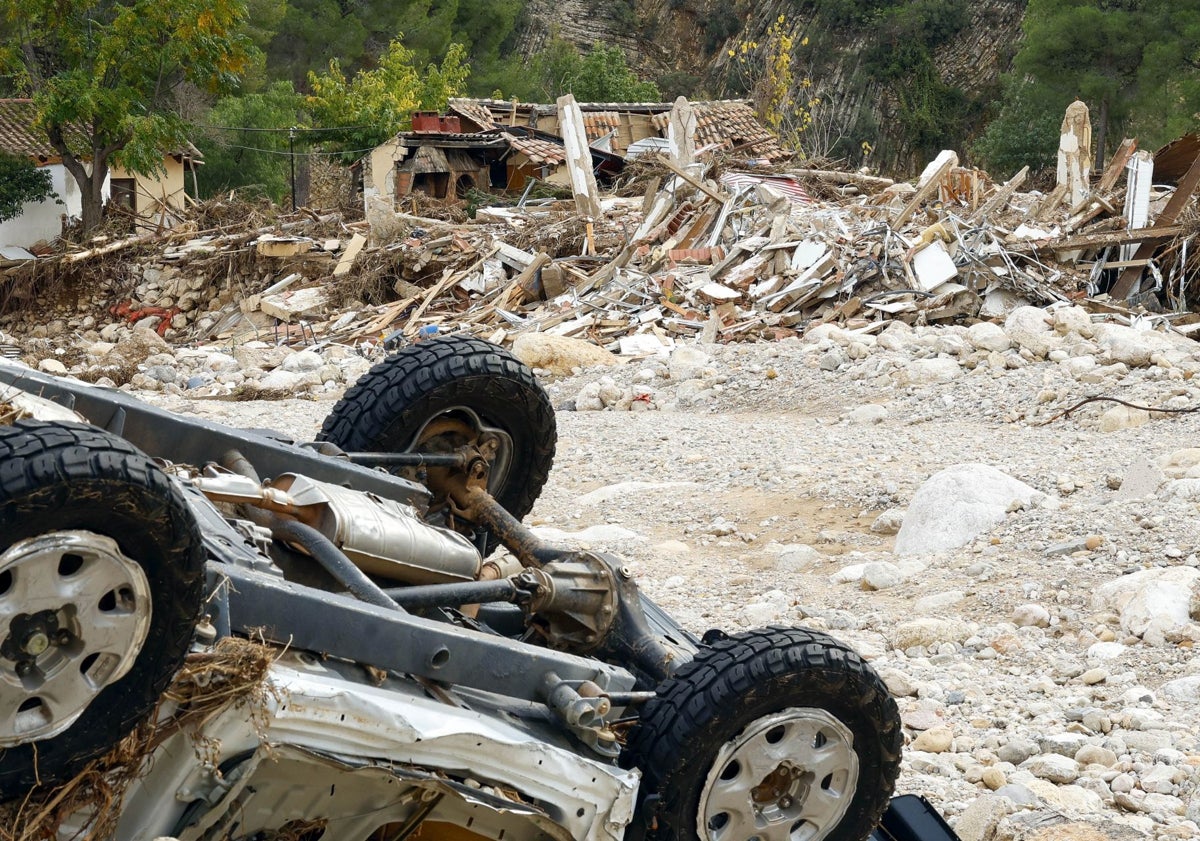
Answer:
[{"left": 0, "top": 335, "right": 902, "bottom": 841}]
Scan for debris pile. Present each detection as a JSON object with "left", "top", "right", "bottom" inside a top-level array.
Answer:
[{"left": 2, "top": 105, "right": 1200, "bottom": 398}]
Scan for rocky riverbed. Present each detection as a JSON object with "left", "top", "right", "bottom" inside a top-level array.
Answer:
[{"left": 27, "top": 302, "right": 1200, "bottom": 841}]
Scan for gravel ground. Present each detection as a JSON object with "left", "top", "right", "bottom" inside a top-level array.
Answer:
[{"left": 150, "top": 326, "right": 1200, "bottom": 841}]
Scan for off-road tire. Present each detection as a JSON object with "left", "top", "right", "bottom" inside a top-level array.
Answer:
[
  {"left": 622, "top": 626, "right": 903, "bottom": 841},
  {"left": 319, "top": 335, "right": 556, "bottom": 554},
  {"left": 0, "top": 421, "right": 204, "bottom": 799}
]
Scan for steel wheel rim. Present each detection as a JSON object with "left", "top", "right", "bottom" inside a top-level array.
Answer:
[
  {"left": 0, "top": 531, "right": 152, "bottom": 747},
  {"left": 697, "top": 707, "right": 859, "bottom": 841}
]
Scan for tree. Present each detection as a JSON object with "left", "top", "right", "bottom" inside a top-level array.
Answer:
[
  {"left": 0, "top": 151, "right": 57, "bottom": 222},
  {"left": 977, "top": 0, "right": 1200, "bottom": 172},
  {"left": 533, "top": 39, "right": 659, "bottom": 102},
  {"left": 972, "top": 76, "right": 1061, "bottom": 176},
  {"left": 1012, "top": 0, "right": 1145, "bottom": 169},
  {"left": 0, "top": 0, "right": 255, "bottom": 233},
  {"left": 306, "top": 37, "right": 470, "bottom": 160},
  {"left": 728, "top": 16, "right": 813, "bottom": 148},
  {"left": 197, "top": 81, "right": 306, "bottom": 203},
  {"left": 1129, "top": 3, "right": 1200, "bottom": 145}
]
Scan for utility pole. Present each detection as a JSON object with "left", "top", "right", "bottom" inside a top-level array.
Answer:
[{"left": 289, "top": 127, "right": 297, "bottom": 211}]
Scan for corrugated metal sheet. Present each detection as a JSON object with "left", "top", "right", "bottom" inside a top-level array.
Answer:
[{"left": 720, "top": 172, "right": 813, "bottom": 204}]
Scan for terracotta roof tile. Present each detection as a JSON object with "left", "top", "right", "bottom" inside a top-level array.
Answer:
[
  {"left": 0, "top": 99, "right": 59, "bottom": 160},
  {"left": 582, "top": 111, "right": 622, "bottom": 148},
  {"left": 651, "top": 101, "right": 788, "bottom": 161},
  {"left": 448, "top": 99, "right": 501, "bottom": 131},
  {"left": 501, "top": 132, "right": 566, "bottom": 166}
]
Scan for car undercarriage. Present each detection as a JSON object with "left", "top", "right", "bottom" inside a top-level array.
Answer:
[{"left": 0, "top": 336, "right": 904, "bottom": 841}]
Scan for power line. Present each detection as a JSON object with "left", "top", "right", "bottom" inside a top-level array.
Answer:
[
  {"left": 197, "top": 123, "right": 381, "bottom": 133},
  {"left": 204, "top": 138, "right": 381, "bottom": 157}
]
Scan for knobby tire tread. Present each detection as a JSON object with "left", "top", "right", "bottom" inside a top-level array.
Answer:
[
  {"left": 623, "top": 626, "right": 903, "bottom": 841},
  {"left": 318, "top": 335, "right": 556, "bottom": 538},
  {"left": 0, "top": 421, "right": 204, "bottom": 799}
]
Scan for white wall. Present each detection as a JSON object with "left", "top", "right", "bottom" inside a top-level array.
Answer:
[{"left": 0, "top": 163, "right": 110, "bottom": 249}]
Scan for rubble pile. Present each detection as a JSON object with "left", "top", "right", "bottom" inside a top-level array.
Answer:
[{"left": 3, "top": 129, "right": 1200, "bottom": 399}]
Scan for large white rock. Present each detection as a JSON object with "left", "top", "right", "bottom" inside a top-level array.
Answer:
[
  {"left": 1050, "top": 305, "right": 1094, "bottom": 338},
  {"left": 894, "top": 464, "right": 1047, "bottom": 555},
  {"left": 1003, "top": 306, "right": 1056, "bottom": 358},
  {"left": 897, "top": 357, "right": 961, "bottom": 385},
  {"left": 890, "top": 617, "right": 972, "bottom": 650},
  {"left": 1098, "top": 405, "right": 1150, "bottom": 433},
  {"left": 1158, "top": 448, "right": 1200, "bottom": 479},
  {"left": 1092, "top": 567, "right": 1200, "bottom": 641},
  {"left": 966, "top": 321, "right": 1011, "bottom": 352},
  {"left": 281, "top": 350, "right": 323, "bottom": 373},
  {"left": 1091, "top": 322, "right": 1190, "bottom": 367},
  {"left": 1161, "top": 676, "right": 1200, "bottom": 704},
  {"left": 512, "top": 333, "right": 620, "bottom": 376},
  {"left": 667, "top": 345, "right": 712, "bottom": 381}
]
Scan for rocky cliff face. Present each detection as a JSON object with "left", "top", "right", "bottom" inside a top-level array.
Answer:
[{"left": 515, "top": 0, "right": 1027, "bottom": 173}]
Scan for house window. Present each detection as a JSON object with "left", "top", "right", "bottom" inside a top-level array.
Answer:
[{"left": 110, "top": 178, "right": 137, "bottom": 213}]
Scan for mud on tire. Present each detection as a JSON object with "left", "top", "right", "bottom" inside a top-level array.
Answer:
[
  {"left": 0, "top": 421, "right": 204, "bottom": 799},
  {"left": 622, "top": 626, "right": 903, "bottom": 841}
]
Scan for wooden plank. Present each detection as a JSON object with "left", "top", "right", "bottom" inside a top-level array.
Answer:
[
  {"left": 1111, "top": 149, "right": 1200, "bottom": 299},
  {"left": 969, "top": 166, "right": 1028, "bottom": 222},
  {"left": 1033, "top": 183, "right": 1069, "bottom": 221},
  {"left": 403, "top": 245, "right": 499, "bottom": 332},
  {"left": 331, "top": 233, "right": 366, "bottom": 276},
  {"left": 1097, "top": 138, "right": 1138, "bottom": 193},
  {"left": 657, "top": 158, "right": 729, "bottom": 204},
  {"left": 1008, "top": 224, "right": 1183, "bottom": 253},
  {"left": 893, "top": 157, "right": 954, "bottom": 227},
  {"left": 640, "top": 176, "right": 661, "bottom": 215}
]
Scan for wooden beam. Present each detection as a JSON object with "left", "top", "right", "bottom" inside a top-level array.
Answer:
[
  {"left": 1009, "top": 224, "right": 1184, "bottom": 254},
  {"left": 893, "top": 157, "right": 954, "bottom": 227},
  {"left": 657, "top": 158, "right": 728, "bottom": 204},
  {"left": 1110, "top": 149, "right": 1200, "bottom": 299},
  {"left": 1096, "top": 138, "right": 1137, "bottom": 193},
  {"left": 969, "top": 166, "right": 1028, "bottom": 223}
]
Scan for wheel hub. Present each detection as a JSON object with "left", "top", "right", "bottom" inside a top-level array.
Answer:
[
  {"left": 698, "top": 708, "right": 859, "bottom": 841},
  {"left": 0, "top": 531, "right": 152, "bottom": 747}
]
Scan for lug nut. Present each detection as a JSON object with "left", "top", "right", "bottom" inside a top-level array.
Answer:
[
  {"left": 23, "top": 631, "right": 49, "bottom": 656},
  {"left": 55, "top": 630, "right": 72, "bottom": 646},
  {"left": 15, "top": 660, "right": 34, "bottom": 677}
]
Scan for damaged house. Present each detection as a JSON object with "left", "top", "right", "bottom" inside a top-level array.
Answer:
[
  {"left": 0, "top": 98, "right": 202, "bottom": 250},
  {"left": 360, "top": 98, "right": 786, "bottom": 216}
]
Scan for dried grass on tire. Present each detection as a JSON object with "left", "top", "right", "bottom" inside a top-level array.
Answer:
[{"left": 0, "top": 636, "right": 278, "bottom": 841}]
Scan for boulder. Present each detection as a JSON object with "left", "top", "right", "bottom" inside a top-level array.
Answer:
[
  {"left": 1004, "top": 306, "right": 1056, "bottom": 358},
  {"left": 667, "top": 345, "right": 712, "bottom": 381},
  {"left": 891, "top": 617, "right": 972, "bottom": 650},
  {"left": 954, "top": 795, "right": 1010, "bottom": 841},
  {"left": 1092, "top": 322, "right": 1187, "bottom": 367},
  {"left": 1098, "top": 405, "right": 1150, "bottom": 433},
  {"left": 1158, "top": 447, "right": 1200, "bottom": 479},
  {"left": 897, "top": 357, "right": 962, "bottom": 385},
  {"left": 894, "top": 464, "right": 1047, "bottom": 555},
  {"left": 967, "top": 321, "right": 1012, "bottom": 352},
  {"left": 512, "top": 333, "right": 621, "bottom": 376},
  {"left": 1051, "top": 305, "right": 1094, "bottom": 338},
  {"left": 37, "top": 358, "right": 67, "bottom": 375},
  {"left": 111, "top": 326, "right": 171, "bottom": 368},
  {"left": 1092, "top": 567, "right": 1200, "bottom": 642},
  {"left": 281, "top": 349, "right": 324, "bottom": 373}
]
